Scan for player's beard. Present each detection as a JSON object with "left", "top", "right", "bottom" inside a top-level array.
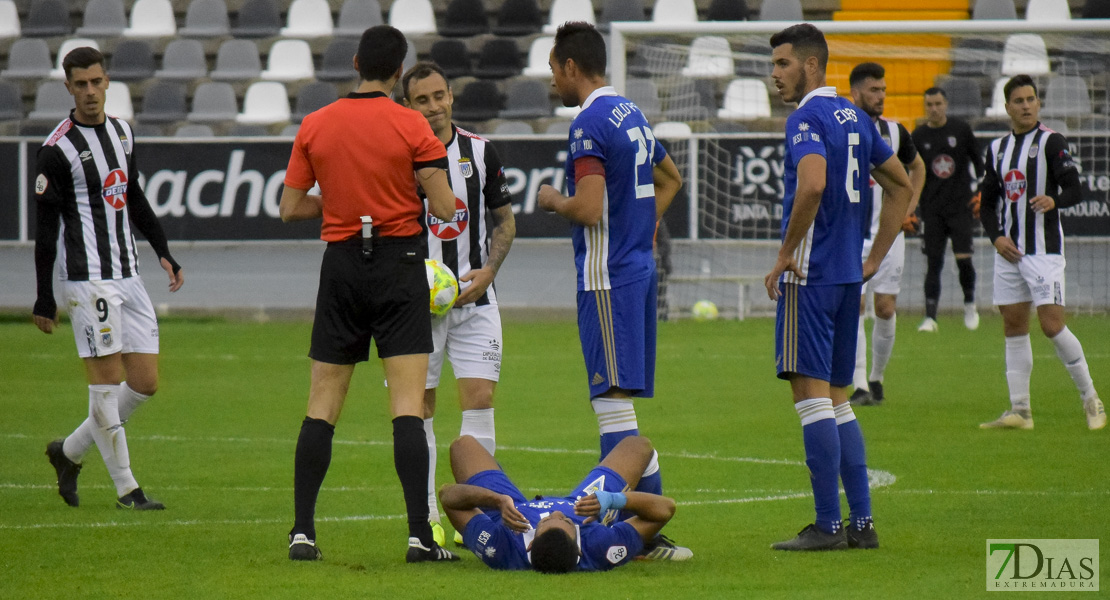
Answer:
[{"left": 792, "top": 70, "right": 808, "bottom": 103}]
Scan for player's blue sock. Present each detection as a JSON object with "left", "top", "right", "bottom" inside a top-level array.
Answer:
[
  {"left": 600, "top": 428, "right": 638, "bottom": 460},
  {"left": 834, "top": 403, "right": 872, "bottom": 527},
  {"left": 796, "top": 398, "right": 841, "bottom": 534}
]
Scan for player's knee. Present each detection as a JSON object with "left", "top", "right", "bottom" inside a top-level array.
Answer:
[
  {"left": 1039, "top": 317, "right": 1064, "bottom": 338},
  {"left": 616, "top": 435, "right": 652, "bottom": 456}
]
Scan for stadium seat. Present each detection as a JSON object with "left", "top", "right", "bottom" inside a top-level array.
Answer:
[
  {"left": 136, "top": 82, "right": 188, "bottom": 123},
  {"left": 1024, "top": 0, "right": 1070, "bottom": 21},
  {"left": 662, "top": 76, "right": 715, "bottom": 120},
  {"left": 717, "top": 77, "right": 771, "bottom": 119},
  {"left": 104, "top": 82, "right": 134, "bottom": 121},
  {"left": 653, "top": 0, "right": 698, "bottom": 23},
  {"left": 28, "top": 81, "right": 73, "bottom": 121},
  {"left": 1041, "top": 76, "right": 1091, "bottom": 117},
  {"left": 261, "top": 40, "right": 316, "bottom": 81},
  {"left": 681, "top": 36, "right": 734, "bottom": 78},
  {"left": 234, "top": 0, "right": 283, "bottom": 38},
  {"left": 494, "top": 0, "right": 544, "bottom": 35},
  {"left": 281, "top": 0, "right": 335, "bottom": 38},
  {"left": 335, "top": 0, "right": 383, "bottom": 36},
  {"left": 50, "top": 39, "right": 101, "bottom": 80},
  {"left": 227, "top": 123, "right": 270, "bottom": 136},
  {"left": 1001, "top": 34, "right": 1050, "bottom": 75},
  {"left": 545, "top": 120, "right": 571, "bottom": 134},
  {"left": 653, "top": 121, "right": 692, "bottom": 138},
  {"left": 735, "top": 40, "right": 772, "bottom": 77},
  {"left": 971, "top": 0, "right": 1016, "bottom": 19},
  {"left": 937, "top": 76, "right": 982, "bottom": 119},
  {"left": 544, "top": 0, "right": 596, "bottom": 34},
  {"left": 430, "top": 40, "right": 472, "bottom": 79},
  {"left": 293, "top": 81, "right": 339, "bottom": 122},
  {"left": 1, "top": 38, "right": 52, "bottom": 80},
  {"left": 77, "top": 0, "right": 128, "bottom": 36},
  {"left": 108, "top": 40, "right": 156, "bottom": 82},
  {"left": 237, "top": 81, "right": 291, "bottom": 124},
  {"left": 984, "top": 77, "right": 1009, "bottom": 117},
  {"left": 452, "top": 80, "right": 502, "bottom": 122},
  {"left": 280, "top": 123, "right": 301, "bottom": 136},
  {"left": 949, "top": 37, "right": 1003, "bottom": 77},
  {"left": 626, "top": 78, "right": 662, "bottom": 121},
  {"left": 757, "top": 0, "right": 801, "bottom": 21},
  {"left": 522, "top": 36, "right": 555, "bottom": 77},
  {"left": 317, "top": 38, "right": 360, "bottom": 81},
  {"left": 175, "top": 123, "right": 215, "bottom": 137},
  {"left": 0, "top": 0, "right": 18, "bottom": 38},
  {"left": 440, "top": 0, "right": 490, "bottom": 37},
  {"left": 706, "top": 0, "right": 748, "bottom": 21},
  {"left": 0, "top": 81, "right": 23, "bottom": 121},
  {"left": 493, "top": 120, "right": 534, "bottom": 134},
  {"left": 475, "top": 38, "right": 525, "bottom": 79},
  {"left": 22, "top": 0, "right": 72, "bottom": 37},
  {"left": 210, "top": 40, "right": 263, "bottom": 81},
  {"left": 155, "top": 39, "right": 208, "bottom": 80},
  {"left": 389, "top": 0, "right": 437, "bottom": 36},
  {"left": 599, "top": 0, "right": 646, "bottom": 32},
  {"left": 180, "top": 0, "right": 231, "bottom": 37},
  {"left": 403, "top": 37, "right": 418, "bottom": 72},
  {"left": 500, "top": 79, "right": 552, "bottom": 119},
  {"left": 188, "top": 82, "right": 239, "bottom": 123},
  {"left": 123, "top": 0, "right": 177, "bottom": 38},
  {"left": 1056, "top": 36, "right": 1108, "bottom": 76}
]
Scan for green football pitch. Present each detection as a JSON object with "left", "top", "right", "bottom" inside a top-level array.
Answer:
[{"left": 3, "top": 313, "right": 1107, "bottom": 598}]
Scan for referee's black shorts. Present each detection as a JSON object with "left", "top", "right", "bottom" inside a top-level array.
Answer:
[
  {"left": 923, "top": 207, "right": 976, "bottom": 258},
  {"left": 309, "top": 236, "right": 431, "bottom": 364}
]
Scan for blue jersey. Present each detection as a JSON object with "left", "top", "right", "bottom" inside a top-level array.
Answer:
[
  {"left": 565, "top": 87, "right": 668, "bottom": 291},
  {"left": 780, "top": 87, "right": 894, "bottom": 286},
  {"left": 464, "top": 496, "right": 643, "bottom": 571}
]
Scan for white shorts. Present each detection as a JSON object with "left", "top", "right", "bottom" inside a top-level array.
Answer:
[
  {"left": 65, "top": 277, "right": 160, "bottom": 359},
  {"left": 426, "top": 303, "right": 503, "bottom": 388},
  {"left": 993, "top": 253, "right": 1066, "bottom": 307},
  {"left": 862, "top": 232, "right": 905, "bottom": 296}
]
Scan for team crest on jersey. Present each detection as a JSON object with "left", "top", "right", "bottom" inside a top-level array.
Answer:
[
  {"left": 102, "top": 169, "right": 128, "bottom": 209},
  {"left": 932, "top": 154, "right": 955, "bottom": 179},
  {"left": 1028, "top": 143, "right": 1039, "bottom": 158},
  {"left": 1003, "top": 170, "right": 1027, "bottom": 202},
  {"left": 428, "top": 197, "right": 468, "bottom": 240},
  {"left": 119, "top": 134, "right": 130, "bottom": 153},
  {"left": 947, "top": 136, "right": 957, "bottom": 148},
  {"left": 458, "top": 158, "right": 473, "bottom": 178},
  {"left": 100, "top": 327, "right": 112, "bottom": 346},
  {"left": 35, "top": 174, "right": 48, "bottom": 195}
]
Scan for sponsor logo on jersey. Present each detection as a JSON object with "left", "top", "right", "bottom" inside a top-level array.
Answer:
[
  {"left": 79, "top": 150, "right": 93, "bottom": 162},
  {"left": 35, "top": 174, "right": 48, "bottom": 195},
  {"left": 427, "top": 197, "right": 469, "bottom": 240},
  {"left": 102, "top": 169, "right": 128, "bottom": 209},
  {"left": 592, "top": 372, "right": 605, "bottom": 386},
  {"left": 458, "top": 157, "right": 473, "bottom": 179},
  {"left": 932, "top": 154, "right": 956, "bottom": 179},
  {"left": 1003, "top": 170, "right": 1027, "bottom": 202},
  {"left": 573, "top": 128, "right": 583, "bottom": 140}
]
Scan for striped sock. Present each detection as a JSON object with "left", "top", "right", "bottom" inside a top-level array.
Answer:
[{"left": 795, "top": 397, "right": 841, "bottom": 534}]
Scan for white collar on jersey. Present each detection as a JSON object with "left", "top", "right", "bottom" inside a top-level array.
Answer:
[
  {"left": 798, "top": 86, "right": 838, "bottom": 109},
  {"left": 581, "top": 86, "right": 618, "bottom": 110}
]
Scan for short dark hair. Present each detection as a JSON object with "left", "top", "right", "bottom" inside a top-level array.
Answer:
[
  {"left": 530, "top": 529, "right": 579, "bottom": 574},
  {"left": 923, "top": 87, "right": 947, "bottom": 98},
  {"left": 62, "top": 47, "right": 105, "bottom": 80},
  {"left": 1004, "top": 74, "right": 1038, "bottom": 103},
  {"left": 849, "top": 62, "right": 885, "bottom": 88},
  {"left": 769, "top": 23, "right": 828, "bottom": 70},
  {"left": 553, "top": 21, "right": 606, "bottom": 78},
  {"left": 402, "top": 61, "right": 450, "bottom": 100},
  {"left": 357, "top": 25, "right": 408, "bottom": 82}
]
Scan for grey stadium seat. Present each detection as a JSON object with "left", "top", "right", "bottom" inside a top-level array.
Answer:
[
  {"left": 188, "top": 82, "right": 239, "bottom": 123},
  {"left": 77, "top": 0, "right": 128, "bottom": 36},
  {"left": 335, "top": 0, "right": 384, "bottom": 37},
  {"left": 179, "top": 0, "right": 231, "bottom": 37},
  {"left": 136, "top": 82, "right": 188, "bottom": 123},
  {"left": 0, "top": 38, "right": 52, "bottom": 80},
  {"left": 210, "top": 40, "right": 263, "bottom": 81},
  {"left": 155, "top": 39, "right": 208, "bottom": 80},
  {"left": 109, "top": 40, "right": 156, "bottom": 82},
  {"left": 233, "top": 0, "right": 282, "bottom": 38}
]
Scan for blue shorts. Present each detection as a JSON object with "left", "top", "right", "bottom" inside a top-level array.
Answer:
[
  {"left": 465, "top": 466, "right": 629, "bottom": 518},
  {"left": 577, "top": 275, "right": 657, "bottom": 399},
  {"left": 775, "top": 282, "right": 861, "bottom": 387}
]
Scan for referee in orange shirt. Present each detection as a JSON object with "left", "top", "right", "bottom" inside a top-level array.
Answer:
[{"left": 279, "top": 25, "right": 458, "bottom": 563}]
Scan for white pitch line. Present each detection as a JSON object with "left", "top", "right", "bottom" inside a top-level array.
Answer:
[{"left": 0, "top": 513, "right": 402, "bottom": 531}]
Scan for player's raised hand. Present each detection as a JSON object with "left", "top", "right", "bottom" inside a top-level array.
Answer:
[
  {"left": 575, "top": 491, "right": 626, "bottom": 524},
  {"left": 498, "top": 495, "right": 529, "bottom": 533},
  {"left": 161, "top": 257, "right": 184, "bottom": 292}
]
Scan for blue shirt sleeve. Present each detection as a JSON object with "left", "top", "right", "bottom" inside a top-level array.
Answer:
[
  {"left": 568, "top": 116, "right": 608, "bottom": 163},
  {"left": 580, "top": 522, "right": 645, "bottom": 570},
  {"left": 786, "top": 112, "right": 828, "bottom": 162},
  {"left": 464, "top": 513, "right": 519, "bottom": 570}
]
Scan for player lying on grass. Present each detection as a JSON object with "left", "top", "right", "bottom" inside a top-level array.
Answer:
[{"left": 439, "top": 435, "right": 690, "bottom": 573}]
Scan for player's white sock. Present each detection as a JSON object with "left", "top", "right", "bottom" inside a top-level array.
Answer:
[
  {"left": 460, "top": 408, "right": 495, "bottom": 456},
  {"left": 423, "top": 417, "right": 439, "bottom": 522},
  {"left": 1050, "top": 327, "right": 1096, "bottom": 400},
  {"left": 643, "top": 449, "right": 660, "bottom": 479},
  {"left": 869, "top": 314, "right": 896, "bottom": 382},
  {"left": 87, "top": 384, "right": 139, "bottom": 496},
  {"left": 1005, "top": 335, "right": 1033, "bottom": 412},
  {"left": 853, "top": 315, "right": 868, "bottom": 390},
  {"left": 118, "top": 381, "right": 151, "bottom": 423},
  {"left": 63, "top": 419, "right": 95, "bottom": 463},
  {"left": 592, "top": 398, "right": 638, "bottom": 435}
]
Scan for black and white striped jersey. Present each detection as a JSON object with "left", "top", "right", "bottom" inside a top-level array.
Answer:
[
  {"left": 865, "top": 117, "right": 918, "bottom": 242},
  {"left": 33, "top": 111, "right": 177, "bottom": 318},
  {"left": 422, "top": 126, "right": 513, "bottom": 307},
  {"left": 980, "top": 123, "right": 1082, "bottom": 255}
]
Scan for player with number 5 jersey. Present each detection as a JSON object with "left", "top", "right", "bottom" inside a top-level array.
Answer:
[{"left": 538, "top": 22, "right": 688, "bottom": 562}]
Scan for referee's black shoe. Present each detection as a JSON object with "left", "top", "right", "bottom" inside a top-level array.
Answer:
[
  {"left": 46, "top": 439, "right": 81, "bottom": 507},
  {"left": 289, "top": 533, "right": 323, "bottom": 561},
  {"left": 406, "top": 537, "right": 459, "bottom": 563},
  {"left": 771, "top": 524, "right": 848, "bottom": 551}
]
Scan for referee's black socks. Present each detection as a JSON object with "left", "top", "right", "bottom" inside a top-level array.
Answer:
[
  {"left": 393, "top": 415, "right": 434, "bottom": 547},
  {"left": 293, "top": 416, "right": 335, "bottom": 541}
]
